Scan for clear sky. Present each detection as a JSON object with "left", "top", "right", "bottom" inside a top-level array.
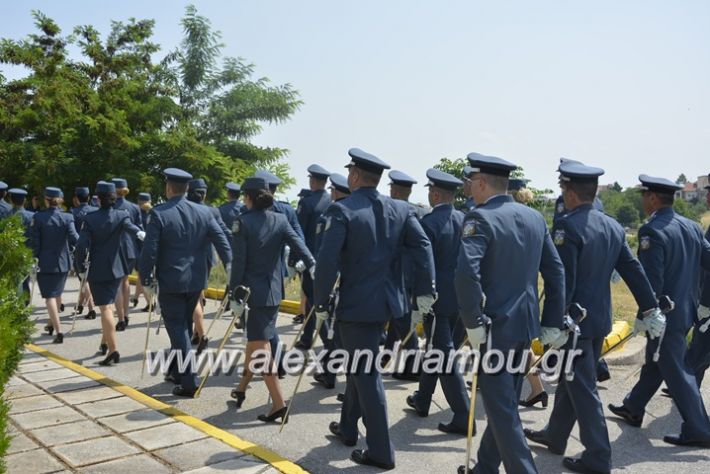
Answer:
[{"left": 3, "top": 1, "right": 709, "bottom": 203}]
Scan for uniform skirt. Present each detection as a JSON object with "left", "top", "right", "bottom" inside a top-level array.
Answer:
[
  {"left": 37, "top": 273, "right": 68, "bottom": 298},
  {"left": 246, "top": 306, "right": 279, "bottom": 341},
  {"left": 90, "top": 278, "right": 123, "bottom": 306}
]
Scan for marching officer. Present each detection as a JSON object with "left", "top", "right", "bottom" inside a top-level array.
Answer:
[
  {"left": 524, "top": 162, "right": 662, "bottom": 474},
  {"left": 218, "top": 182, "right": 242, "bottom": 232},
  {"left": 111, "top": 178, "right": 143, "bottom": 331},
  {"left": 455, "top": 153, "right": 566, "bottom": 474},
  {"left": 72, "top": 186, "right": 98, "bottom": 318},
  {"left": 294, "top": 164, "right": 332, "bottom": 352},
  {"left": 384, "top": 169, "right": 425, "bottom": 380},
  {"left": 187, "top": 178, "right": 231, "bottom": 352},
  {"left": 75, "top": 181, "right": 144, "bottom": 365},
  {"left": 31, "top": 187, "right": 80, "bottom": 343},
  {"left": 139, "top": 168, "right": 232, "bottom": 397},
  {"left": 609, "top": 175, "right": 710, "bottom": 448},
  {"left": 131, "top": 192, "right": 153, "bottom": 311},
  {"left": 406, "top": 168, "right": 470, "bottom": 435},
  {"left": 314, "top": 148, "right": 435, "bottom": 470},
  {"left": 459, "top": 166, "right": 477, "bottom": 213},
  {"left": 228, "top": 176, "right": 314, "bottom": 421},
  {"left": 0, "top": 181, "right": 11, "bottom": 219},
  {"left": 8, "top": 188, "right": 34, "bottom": 301}
]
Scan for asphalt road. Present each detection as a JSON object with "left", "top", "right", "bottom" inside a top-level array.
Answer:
[{"left": 26, "top": 276, "right": 710, "bottom": 473}]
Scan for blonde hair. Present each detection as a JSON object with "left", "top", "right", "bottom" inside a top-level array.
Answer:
[
  {"left": 46, "top": 197, "right": 63, "bottom": 207},
  {"left": 512, "top": 188, "right": 534, "bottom": 204},
  {"left": 140, "top": 202, "right": 153, "bottom": 212},
  {"left": 117, "top": 188, "right": 130, "bottom": 197}
]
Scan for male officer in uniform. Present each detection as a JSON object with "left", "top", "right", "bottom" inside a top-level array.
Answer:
[
  {"left": 219, "top": 182, "right": 242, "bottom": 232},
  {"left": 609, "top": 175, "right": 710, "bottom": 448},
  {"left": 455, "top": 152, "right": 566, "bottom": 474},
  {"left": 384, "top": 169, "right": 426, "bottom": 379},
  {"left": 406, "top": 168, "right": 470, "bottom": 435},
  {"left": 682, "top": 175, "right": 710, "bottom": 389},
  {"left": 524, "top": 162, "right": 663, "bottom": 474},
  {"left": 0, "top": 181, "right": 11, "bottom": 219},
  {"left": 459, "top": 166, "right": 477, "bottom": 213},
  {"left": 294, "top": 164, "right": 333, "bottom": 353},
  {"left": 314, "top": 148, "right": 435, "bottom": 470},
  {"left": 112, "top": 178, "right": 143, "bottom": 330},
  {"left": 8, "top": 188, "right": 35, "bottom": 301},
  {"left": 139, "top": 168, "right": 232, "bottom": 397},
  {"left": 71, "top": 187, "right": 98, "bottom": 231},
  {"left": 187, "top": 178, "right": 231, "bottom": 352}
]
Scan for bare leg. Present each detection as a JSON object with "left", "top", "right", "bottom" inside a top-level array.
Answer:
[
  {"left": 115, "top": 283, "right": 125, "bottom": 322},
  {"left": 46, "top": 297, "right": 61, "bottom": 333},
  {"left": 524, "top": 349, "right": 545, "bottom": 400},
  {"left": 243, "top": 340, "right": 285, "bottom": 413},
  {"left": 99, "top": 305, "right": 118, "bottom": 353},
  {"left": 237, "top": 342, "right": 256, "bottom": 392},
  {"left": 86, "top": 283, "right": 95, "bottom": 311},
  {"left": 193, "top": 291, "right": 205, "bottom": 338},
  {"left": 121, "top": 277, "right": 130, "bottom": 319}
]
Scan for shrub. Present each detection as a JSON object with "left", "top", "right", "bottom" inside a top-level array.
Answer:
[{"left": 0, "top": 216, "right": 34, "bottom": 472}]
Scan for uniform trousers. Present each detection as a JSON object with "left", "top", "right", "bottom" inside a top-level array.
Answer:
[{"left": 160, "top": 291, "right": 201, "bottom": 389}]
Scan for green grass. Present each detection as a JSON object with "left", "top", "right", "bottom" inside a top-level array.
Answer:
[{"left": 207, "top": 263, "right": 302, "bottom": 301}]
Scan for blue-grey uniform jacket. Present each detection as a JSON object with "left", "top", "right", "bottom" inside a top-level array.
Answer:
[
  {"left": 297, "top": 189, "right": 332, "bottom": 252},
  {"left": 31, "top": 208, "right": 79, "bottom": 273},
  {"left": 71, "top": 203, "right": 98, "bottom": 232}
]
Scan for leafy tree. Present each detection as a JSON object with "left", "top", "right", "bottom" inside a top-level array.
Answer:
[
  {"left": 433, "top": 157, "right": 468, "bottom": 208},
  {"left": 616, "top": 203, "right": 639, "bottom": 228},
  {"left": 676, "top": 173, "right": 688, "bottom": 185},
  {"left": 611, "top": 181, "right": 623, "bottom": 192}
]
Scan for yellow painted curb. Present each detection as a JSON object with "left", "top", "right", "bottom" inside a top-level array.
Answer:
[
  {"left": 24, "top": 343, "right": 308, "bottom": 474},
  {"left": 531, "top": 320, "right": 632, "bottom": 356}
]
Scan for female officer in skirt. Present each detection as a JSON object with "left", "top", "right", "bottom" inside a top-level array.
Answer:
[
  {"left": 75, "top": 181, "right": 144, "bottom": 365},
  {"left": 229, "top": 177, "right": 314, "bottom": 423},
  {"left": 31, "top": 187, "right": 79, "bottom": 343}
]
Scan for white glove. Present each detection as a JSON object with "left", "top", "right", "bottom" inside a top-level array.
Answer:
[
  {"left": 632, "top": 317, "right": 648, "bottom": 336},
  {"left": 295, "top": 260, "right": 306, "bottom": 273},
  {"left": 315, "top": 310, "right": 329, "bottom": 323},
  {"left": 466, "top": 326, "right": 487, "bottom": 347},
  {"left": 698, "top": 305, "right": 710, "bottom": 321},
  {"left": 642, "top": 308, "right": 666, "bottom": 339},
  {"left": 610, "top": 270, "right": 622, "bottom": 284},
  {"left": 540, "top": 326, "right": 568, "bottom": 349},
  {"left": 416, "top": 294, "right": 436, "bottom": 315},
  {"left": 78, "top": 272, "right": 87, "bottom": 281},
  {"left": 225, "top": 263, "right": 232, "bottom": 277},
  {"left": 136, "top": 231, "right": 146, "bottom": 241},
  {"left": 309, "top": 265, "right": 316, "bottom": 281},
  {"left": 410, "top": 310, "right": 424, "bottom": 331}
]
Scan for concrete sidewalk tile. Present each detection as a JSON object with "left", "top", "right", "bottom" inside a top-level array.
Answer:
[
  {"left": 5, "top": 382, "right": 44, "bottom": 400},
  {"left": 31, "top": 419, "right": 112, "bottom": 446},
  {"left": 7, "top": 376, "right": 27, "bottom": 387},
  {"left": 77, "top": 396, "right": 146, "bottom": 418},
  {"left": 9, "top": 394, "right": 63, "bottom": 415},
  {"left": 5, "top": 448, "right": 66, "bottom": 473},
  {"left": 37, "top": 376, "right": 101, "bottom": 393},
  {"left": 52, "top": 435, "right": 140, "bottom": 467},
  {"left": 125, "top": 422, "right": 207, "bottom": 450},
  {"left": 7, "top": 430, "right": 40, "bottom": 454},
  {"left": 55, "top": 386, "right": 122, "bottom": 405},
  {"left": 20, "top": 351, "right": 46, "bottom": 364},
  {"left": 183, "top": 458, "right": 269, "bottom": 474},
  {"left": 78, "top": 454, "right": 172, "bottom": 473},
  {"left": 23, "top": 367, "right": 82, "bottom": 383},
  {"left": 154, "top": 437, "right": 245, "bottom": 470},
  {"left": 17, "top": 360, "right": 63, "bottom": 374},
  {"left": 11, "top": 406, "right": 86, "bottom": 430},
  {"left": 99, "top": 409, "right": 174, "bottom": 433}
]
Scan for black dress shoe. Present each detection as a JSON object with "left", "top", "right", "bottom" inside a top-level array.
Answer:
[
  {"left": 607, "top": 404, "right": 642, "bottom": 427},
  {"left": 597, "top": 371, "right": 611, "bottom": 383},
  {"left": 257, "top": 406, "right": 287, "bottom": 423},
  {"left": 523, "top": 428, "right": 564, "bottom": 455},
  {"left": 230, "top": 389, "right": 246, "bottom": 408},
  {"left": 294, "top": 340, "right": 309, "bottom": 350},
  {"left": 85, "top": 310, "right": 97, "bottom": 320},
  {"left": 329, "top": 421, "right": 356, "bottom": 446},
  {"left": 293, "top": 313, "right": 305, "bottom": 324},
  {"left": 314, "top": 373, "right": 335, "bottom": 389},
  {"left": 99, "top": 351, "right": 120, "bottom": 366},
  {"left": 663, "top": 434, "right": 710, "bottom": 448},
  {"left": 52, "top": 333, "right": 64, "bottom": 344},
  {"left": 336, "top": 392, "right": 345, "bottom": 402},
  {"left": 519, "top": 390, "right": 549, "bottom": 408},
  {"left": 98, "top": 343, "right": 108, "bottom": 355},
  {"left": 115, "top": 320, "right": 126, "bottom": 331},
  {"left": 141, "top": 304, "right": 152, "bottom": 312},
  {"left": 457, "top": 465, "right": 473, "bottom": 474},
  {"left": 350, "top": 449, "right": 394, "bottom": 470},
  {"left": 438, "top": 422, "right": 468, "bottom": 436},
  {"left": 172, "top": 385, "right": 197, "bottom": 398},
  {"left": 191, "top": 334, "right": 200, "bottom": 345},
  {"left": 164, "top": 374, "right": 179, "bottom": 384},
  {"left": 562, "top": 457, "right": 610, "bottom": 474},
  {"left": 406, "top": 395, "right": 428, "bottom": 417}
]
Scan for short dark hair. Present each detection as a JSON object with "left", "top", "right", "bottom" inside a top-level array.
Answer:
[
  {"left": 357, "top": 167, "right": 381, "bottom": 187},
  {"left": 228, "top": 190, "right": 241, "bottom": 200},
  {"left": 482, "top": 173, "right": 509, "bottom": 193},
  {"left": 168, "top": 181, "right": 189, "bottom": 195},
  {"left": 187, "top": 189, "right": 206, "bottom": 204},
  {"left": 98, "top": 191, "right": 117, "bottom": 209},
  {"left": 656, "top": 192, "right": 674, "bottom": 206},
  {"left": 10, "top": 194, "right": 26, "bottom": 206},
  {"left": 77, "top": 194, "right": 89, "bottom": 203},
  {"left": 565, "top": 180, "right": 598, "bottom": 203},
  {"left": 245, "top": 189, "right": 275, "bottom": 210}
]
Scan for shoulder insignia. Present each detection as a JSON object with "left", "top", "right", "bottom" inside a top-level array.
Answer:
[
  {"left": 232, "top": 219, "right": 241, "bottom": 234},
  {"left": 324, "top": 216, "right": 332, "bottom": 232},
  {"left": 316, "top": 222, "right": 323, "bottom": 234},
  {"left": 553, "top": 229, "right": 565, "bottom": 246},
  {"left": 640, "top": 235, "right": 651, "bottom": 250},
  {"left": 462, "top": 220, "right": 476, "bottom": 238}
]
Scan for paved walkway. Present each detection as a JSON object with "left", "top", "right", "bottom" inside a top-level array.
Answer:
[{"left": 5, "top": 349, "right": 278, "bottom": 474}]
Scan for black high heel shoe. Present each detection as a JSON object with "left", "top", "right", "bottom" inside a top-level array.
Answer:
[
  {"left": 52, "top": 333, "right": 64, "bottom": 344},
  {"left": 130, "top": 298, "right": 138, "bottom": 308},
  {"left": 45, "top": 324, "right": 54, "bottom": 336},
  {"left": 99, "top": 351, "right": 120, "bottom": 366},
  {"left": 519, "top": 390, "right": 548, "bottom": 408},
  {"left": 98, "top": 343, "right": 108, "bottom": 355},
  {"left": 85, "top": 310, "right": 97, "bottom": 320},
  {"left": 59, "top": 303, "right": 65, "bottom": 312},
  {"left": 77, "top": 305, "right": 84, "bottom": 314},
  {"left": 230, "top": 389, "right": 246, "bottom": 408},
  {"left": 258, "top": 406, "right": 288, "bottom": 423}
]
